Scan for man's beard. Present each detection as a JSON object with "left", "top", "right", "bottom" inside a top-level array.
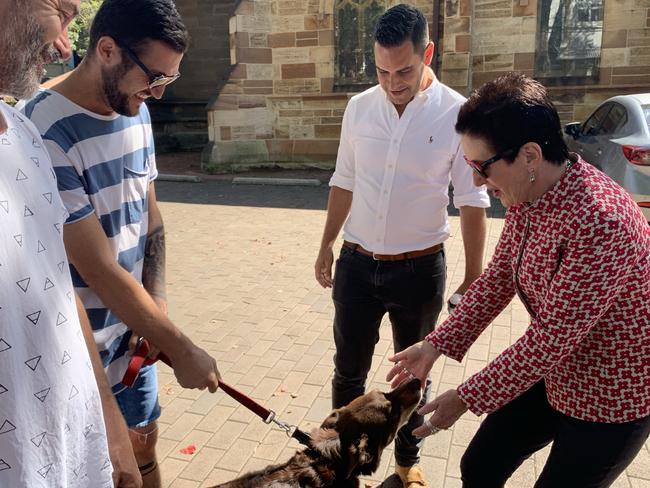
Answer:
[
  {"left": 0, "top": 5, "right": 56, "bottom": 99},
  {"left": 101, "top": 62, "right": 138, "bottom": 117}
]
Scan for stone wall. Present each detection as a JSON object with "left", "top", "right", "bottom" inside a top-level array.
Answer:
[
  {"left": 149, "top": 0, "right": 239, "bottom": 152},
  {"left": 441, "top": 0, "right": 650, "bottom": 123},
  {"left": 203, "top": 0, "right": 433, "bottom": 170},
  {"left": 203, "top": 0, "right": 650, "bottom": 169},
  {"left": 555, "top": 0, "right": 650, "bottom": 122}
]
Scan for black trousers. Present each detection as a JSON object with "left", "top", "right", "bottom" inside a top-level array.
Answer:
[
  {"left": 331, "top": 245, "right": 446, "bottom": 467},
  {"left": 461, "top": 381, "right": 650, "bottom": 488}
]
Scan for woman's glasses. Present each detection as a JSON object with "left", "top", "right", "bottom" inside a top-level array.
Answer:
[{"left": 463, "top": 148, "right": 519, "bottom": 178}]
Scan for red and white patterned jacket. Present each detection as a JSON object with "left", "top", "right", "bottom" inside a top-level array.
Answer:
[{"left": 427, "top": 156, "right": 650, "bottom": 423}]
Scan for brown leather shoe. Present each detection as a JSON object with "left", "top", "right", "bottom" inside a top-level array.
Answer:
[{"left": 395, "top": 464, "right": 429, "bottom": 488}]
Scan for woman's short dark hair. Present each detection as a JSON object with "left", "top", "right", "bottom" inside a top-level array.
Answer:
[
  {"left": 88, "top": 0, "right": 189, "bottom": 56},
  {"left": 455, "top": 72, "right": 568, "bottom": 165},
  {"left": 374, "top": 4, "right": 429, "bottom": 54}
]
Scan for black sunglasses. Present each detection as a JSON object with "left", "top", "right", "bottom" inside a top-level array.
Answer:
[
  {"left": 463, "top": 147, "right": 519, "bottom": 178},
  {"left": 120, "top": 44, "right": 181, "bottom": 90}
]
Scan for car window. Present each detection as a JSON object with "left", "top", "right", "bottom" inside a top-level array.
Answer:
[
  {"left": 599, "top": 103, "right": 627, "bottom": 135},
  {"left": 581, "top": 103, "right": 612, "bottom": 136},
  {"left": 643, "top": 105, "right": 650, "bottom": 132}
]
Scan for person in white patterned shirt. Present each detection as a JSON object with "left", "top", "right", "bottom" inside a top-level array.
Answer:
[
  {"left": 388, "top": 73, "right": 650, "bottom": 488},
  {"left": 0, "top": 0, "right": 141, "bottom": 486},
  {"left": 21, "top": 2, "right": 222, "bottom": 486}
]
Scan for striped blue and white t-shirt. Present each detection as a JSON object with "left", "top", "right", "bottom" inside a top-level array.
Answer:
[{"left": 22, "top": 90, "right": 158, "bottom": 388}]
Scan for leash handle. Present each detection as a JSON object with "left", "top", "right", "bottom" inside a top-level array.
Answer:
[{"left": 121, "top": 337, "right": 171, "bottom": 387}]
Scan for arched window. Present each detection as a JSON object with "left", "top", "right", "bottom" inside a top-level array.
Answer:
[{"left": 334, "top": 0, "right": 387, "bottom": 91}]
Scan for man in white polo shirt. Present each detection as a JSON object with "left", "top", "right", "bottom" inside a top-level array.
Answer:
[{"left": 314, "top": 4, "right": 489, "bottom": 486}]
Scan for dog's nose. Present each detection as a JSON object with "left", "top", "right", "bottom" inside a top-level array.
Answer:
[{"left": 389, "top": 376, "right": 422, "bottom": 396}]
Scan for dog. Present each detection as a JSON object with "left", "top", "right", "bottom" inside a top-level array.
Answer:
[{"left": 211, "top": 377, "right": 421, "bottom": 488}]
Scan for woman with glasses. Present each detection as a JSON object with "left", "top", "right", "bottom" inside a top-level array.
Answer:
[{"left": 387, "top": 72, "right": 650, "bottom": 488}]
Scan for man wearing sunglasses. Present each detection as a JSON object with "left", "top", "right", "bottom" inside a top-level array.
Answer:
[{"left": 21, "top": 1, "right": 221, "bottom": 487}]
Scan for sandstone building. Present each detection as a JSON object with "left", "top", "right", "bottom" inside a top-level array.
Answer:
[{"left": 159, "top": 0, "right": 650, "bottom": 170}]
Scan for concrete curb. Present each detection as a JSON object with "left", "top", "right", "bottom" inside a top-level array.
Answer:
[
  {"left": 157, "top": 174, "right": 202, "bottom": 183},
  {"left": 232, "top": 177, "right": 322, "bottom": 186}
]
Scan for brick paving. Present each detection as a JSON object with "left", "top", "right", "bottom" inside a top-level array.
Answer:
[{"left": 153, "top": 179, "right": 649, "bottom": 488}]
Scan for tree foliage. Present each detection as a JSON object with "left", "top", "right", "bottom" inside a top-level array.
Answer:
[{"left": 68, "top": 0, "right": 102, "bottom": 58}]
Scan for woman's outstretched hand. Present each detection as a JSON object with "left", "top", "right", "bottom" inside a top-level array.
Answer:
[
  {"left": 413, "top": 389, "right": 468, "bottom": 438},
  {"left": 387, "top": 340, "right": 441, "bottom": 389}
]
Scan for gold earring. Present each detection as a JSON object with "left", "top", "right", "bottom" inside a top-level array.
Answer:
[{"left": 529, "top": 171, "right": 536, "bottom": 183}]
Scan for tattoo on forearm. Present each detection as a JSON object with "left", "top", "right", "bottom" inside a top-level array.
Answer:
[{"left": 143, "top": 225, "right": 167, "bottom": 301}]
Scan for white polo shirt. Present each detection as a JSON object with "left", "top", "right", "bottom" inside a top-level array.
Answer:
[{"left": 330, "top": 79, "right": 490, "bottom": 254}]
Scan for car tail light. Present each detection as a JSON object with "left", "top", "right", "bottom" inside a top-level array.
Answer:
[{"left": 622, "top": 145, "right": 650, "bottom": 165}]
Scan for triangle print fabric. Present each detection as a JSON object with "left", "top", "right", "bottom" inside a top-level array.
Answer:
[{"left": 0, "top": 102, "right": 113, "bottom": 487}]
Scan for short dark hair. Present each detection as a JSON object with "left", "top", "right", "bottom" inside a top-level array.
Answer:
[
  {"left": 88, "top": 0, "right": 189, "bottom": 56},
  {"left": 374, "top": 4, "right": 429, "bottom": 54},
  {"left": 456, "top": 72, "right": 568, "bottom": 165}
]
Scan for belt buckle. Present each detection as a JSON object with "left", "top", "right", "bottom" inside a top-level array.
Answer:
[{"left": 372, "top": 252, "right": 379, "bottom": 261}]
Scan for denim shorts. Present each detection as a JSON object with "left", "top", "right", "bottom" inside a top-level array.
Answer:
[{"left": 115, "top": 363, "right": 161, "bottom": 428}]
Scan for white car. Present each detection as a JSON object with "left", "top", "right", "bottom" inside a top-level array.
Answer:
[{"left": 564, "top": 93, "right": 650, "bottom": 221}]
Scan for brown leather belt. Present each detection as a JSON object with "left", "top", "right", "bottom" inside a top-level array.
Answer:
[{"left": 343, "top": 241, "right": 443, "bottom": 261}]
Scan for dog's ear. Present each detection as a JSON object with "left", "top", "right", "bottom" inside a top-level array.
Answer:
[
  {"left": 345, "top": 433, "right": 377, "bottom": 478},
  {"left": 320, "top": 410, "right": 339, "bottom": 430}
]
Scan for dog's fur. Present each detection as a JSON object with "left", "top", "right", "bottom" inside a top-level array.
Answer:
[{"left": 211, "top": 378, "right": 421, "bottom": 488}]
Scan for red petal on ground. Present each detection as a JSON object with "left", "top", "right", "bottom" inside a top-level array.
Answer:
[{"left": 179, "top": 445, "right": 197, "bottom": 455}]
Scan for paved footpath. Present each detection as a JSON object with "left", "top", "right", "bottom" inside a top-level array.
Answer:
[{"left": 154, "top": 180, "right": 649, "bottom": 488}]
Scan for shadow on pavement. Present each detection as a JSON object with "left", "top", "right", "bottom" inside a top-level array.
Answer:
[
  {"left": 156, "top": 180, "right": 506, "bottom": 218},
  {"left": 156, "top": 179, "right": 330, "bottom": 210}
]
